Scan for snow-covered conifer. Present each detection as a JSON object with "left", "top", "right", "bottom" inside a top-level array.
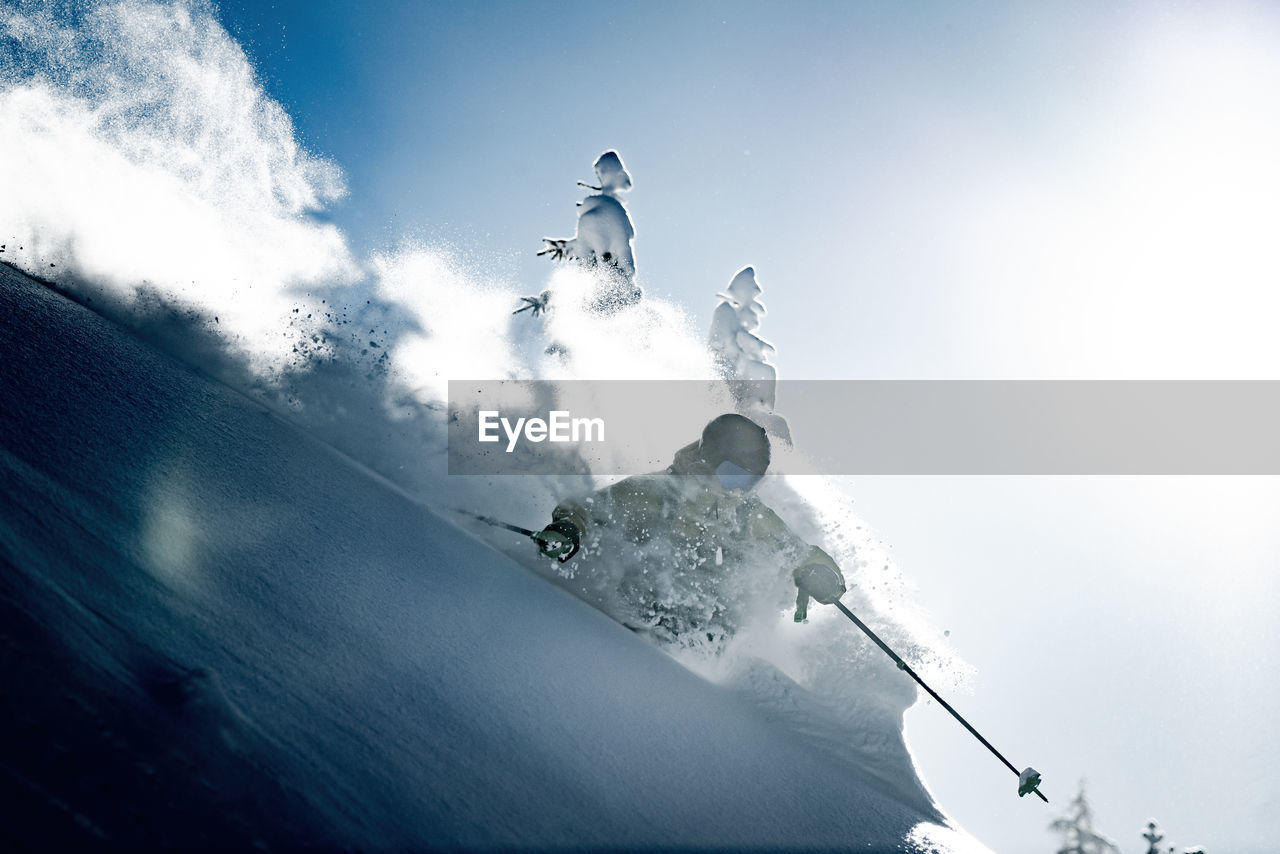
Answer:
[
  {"left": 1143, "top": 819, "right": 1166, "bottom": 854},
  {"left": 1144, "top": 818, "right": 1206, "bottom": 854},
  {"left": 1049, "top": 782, "right": 1121, "bottom": 854},
  {"left": 708, "top": 266, "right": 790, "bottom": 442},
  {"left": 538, "top": 150, "right": 641, "bottom": 312}
]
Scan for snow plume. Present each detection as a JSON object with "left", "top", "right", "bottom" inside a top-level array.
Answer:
[
  {"left": 0, "top": 0, "right": 716, "bottom": 471},
  {"left": 369, "top": 248, "right": 524, "bottom": 403},
  {"left": 534, "top": 266, "right": 716, "bottom": 380},
  {"left": 0, "top": 0, "right": 358, "bottom": 371},
  {"left": 755, "top": 473, "right": 973, "bottom": 694},
  {"left": 666, "top": 468, "right": 974, "bottom": 802}
]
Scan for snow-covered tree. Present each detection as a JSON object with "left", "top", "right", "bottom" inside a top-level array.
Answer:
[
  {"left": 1144, "top": 819, "right": 1166, "bottom": 854},
  {"left": 1143, "top": 818, "right": 1207, "bottom": 854},
  {"left": 708, "top": 266, "right": 790, "bottom": 443},
  {"left": 538, "top": 150, "right": 642, "bottom": 312},
  {"left": 1049, "top": 782, "right": 1121, "bottom": 854}
]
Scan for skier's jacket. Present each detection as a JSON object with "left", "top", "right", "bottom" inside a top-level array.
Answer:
[{"left": 548, "top": 439, "right": 844, "bottom": 646}]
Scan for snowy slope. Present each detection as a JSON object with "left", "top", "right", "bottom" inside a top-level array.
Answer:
[{"left": 0, "top": 263, "right": 989, "bottom": 851}]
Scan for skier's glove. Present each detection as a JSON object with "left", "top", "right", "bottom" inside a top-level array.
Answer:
[
  {"left": 792, "top": 562, "right": 846, "bottom": 621},
  {"left": 532, "top": 520, "right": 581, "bottom": 562}
]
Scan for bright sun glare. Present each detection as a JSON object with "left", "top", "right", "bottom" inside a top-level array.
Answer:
[{"left": 952, "top": 13, "right": 1280, "bottom": 379}]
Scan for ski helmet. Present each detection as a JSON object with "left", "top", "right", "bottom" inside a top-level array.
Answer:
[{"left": 699, "top": 414, "right": 770, "bottom": 476}]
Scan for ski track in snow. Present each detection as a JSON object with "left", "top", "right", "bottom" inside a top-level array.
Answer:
[{"left": 0, "top": 262, "right": 991, "bottom": 851}]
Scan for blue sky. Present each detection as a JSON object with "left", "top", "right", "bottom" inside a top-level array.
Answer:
[
  {"left": 214, "top": 1, "right": 1119, "bottom": 378},
  {"left": 214, "top": 0, "right": 1280, "bottom": 383}
]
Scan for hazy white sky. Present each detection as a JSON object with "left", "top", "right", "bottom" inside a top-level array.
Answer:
[{"left": 864, "top": 475, "right": 1279, "bottom": 852}]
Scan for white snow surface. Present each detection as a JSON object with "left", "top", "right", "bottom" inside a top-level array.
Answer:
[{"left": 0, "top": 262, "right": 989, "bottom": 851}]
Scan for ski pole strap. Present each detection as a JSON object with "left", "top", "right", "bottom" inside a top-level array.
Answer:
[{"left": 832, "top": 600, "right": 1048, "bottom": 804}]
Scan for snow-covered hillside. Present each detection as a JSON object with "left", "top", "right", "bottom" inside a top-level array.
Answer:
[{"left": 0, "top": 262, "right": 989, "bottom": 851}]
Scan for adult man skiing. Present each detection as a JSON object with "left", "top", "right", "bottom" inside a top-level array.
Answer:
[{"left": 531, "top": 414, "right": 847, "bottom": 648}]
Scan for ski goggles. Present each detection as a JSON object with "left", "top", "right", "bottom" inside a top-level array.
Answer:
[{"left": 715, "top": 459, "right": 764, "bottom": 491}]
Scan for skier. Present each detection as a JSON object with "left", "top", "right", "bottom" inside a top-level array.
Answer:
[{"left": 530, "top": 414, "right": 846, "bottom": 647}]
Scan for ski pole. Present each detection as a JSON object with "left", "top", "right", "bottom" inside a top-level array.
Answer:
[
  {"left": 452, "top": 508, "right": 578, "bottom": 561},
  {"left": 454, "top": 508, "right": 539, "bottom": 539},
  {"left": 831, "top": 599, "right": 1048, "bottom": 803}
]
